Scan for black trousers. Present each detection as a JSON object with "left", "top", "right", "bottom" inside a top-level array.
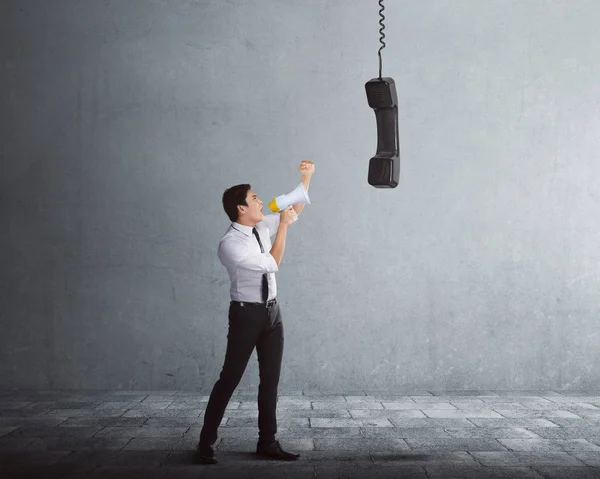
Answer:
[{"left": 199, "top": 299, "right": 284, "bottom": 447}]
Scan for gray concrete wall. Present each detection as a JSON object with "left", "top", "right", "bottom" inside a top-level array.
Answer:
[{"left": 1, "top": 0, "right": 599, "bottom": 391}]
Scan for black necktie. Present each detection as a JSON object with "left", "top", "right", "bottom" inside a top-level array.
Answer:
[{"left": 252, "top": 227, "right": 269, "bottom": 302}]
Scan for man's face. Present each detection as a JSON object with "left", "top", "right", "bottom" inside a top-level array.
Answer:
[{"left": 240, "top": 189, "right": 264, "bottom": 223}]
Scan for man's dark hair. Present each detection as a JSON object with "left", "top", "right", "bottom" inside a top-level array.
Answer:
[{"left": 222, "top": 184, "right": 251, "bottom": 222}]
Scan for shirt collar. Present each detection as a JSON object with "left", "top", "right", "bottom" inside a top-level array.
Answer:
[{"left": 231, "top": 222, "right": 254, "bottom": 237}]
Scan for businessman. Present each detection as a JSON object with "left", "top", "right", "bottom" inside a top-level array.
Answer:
[{"left": 195, "top": 160, "right": 315, "bottom": 465}]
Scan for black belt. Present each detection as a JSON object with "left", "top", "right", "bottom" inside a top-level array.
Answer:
[{"left": 232, "top": 298, "right": 277, "bottom": 308}]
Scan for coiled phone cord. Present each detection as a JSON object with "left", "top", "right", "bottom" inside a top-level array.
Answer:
[{"left": 378, "top": 0, "right": 386, "bottom": 79}]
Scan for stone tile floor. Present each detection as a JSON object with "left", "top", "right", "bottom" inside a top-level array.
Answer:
[{"left": 1, "top": 389, "right": 600, "bottom": 478}]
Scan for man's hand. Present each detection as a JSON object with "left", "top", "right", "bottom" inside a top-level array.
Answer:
[
  {"left": 280, "top": 206, "right": 296, "bottom": 226},
  {"left": 298, "top": 160, "right": 315, "bottom": 177}
]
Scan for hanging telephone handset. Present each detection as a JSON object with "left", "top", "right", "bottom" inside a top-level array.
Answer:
[
  {"left": 365, "top": 77, "right": 399, "bottom": 188},
  {"left": 366, "top": 0, "right": 399, "bottom": 188}
]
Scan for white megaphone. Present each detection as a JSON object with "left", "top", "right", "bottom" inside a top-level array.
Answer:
[{"left": 268, "top": 183, "right": 311, "bottom": 213}]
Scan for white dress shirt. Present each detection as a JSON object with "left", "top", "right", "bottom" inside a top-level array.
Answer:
[{"left": 218, "top": 213, "right": 294, "bottom": 302}]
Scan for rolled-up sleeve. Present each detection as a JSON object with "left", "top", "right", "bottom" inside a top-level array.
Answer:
[{"left": 219, "top": 238, "right": 279, "bottom": 274}]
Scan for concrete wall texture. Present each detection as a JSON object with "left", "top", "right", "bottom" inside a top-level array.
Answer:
[{"left": 1, "top": 0, "right": 599, "bottom": 391}]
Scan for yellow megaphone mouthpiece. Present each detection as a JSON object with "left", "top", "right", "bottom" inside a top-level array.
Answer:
[{"left": 269, "top": 198, "right": 279, "bottom": 213}]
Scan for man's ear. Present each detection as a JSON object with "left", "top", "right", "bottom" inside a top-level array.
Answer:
[{"left": 237, "top": 204, "right": 245, "bottom": 215}]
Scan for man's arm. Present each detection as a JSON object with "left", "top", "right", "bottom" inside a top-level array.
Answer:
[
  {"left": 219, "top": 240, "right": 279, "bottom": 273},
  {"left": 292, "top": 160, "right": 315, "bottom": 216},
  {"left": 269, "top": 206, "right": 296, "bottom": 265},
  {"left": 260, "top": 213, "right": 281, "bottom": 237},
  {"left": 269, "top": 223, "right": 289, "bottom": 266}
]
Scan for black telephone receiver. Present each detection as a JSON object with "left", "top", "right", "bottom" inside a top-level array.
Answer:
[{"left": 365, "top": 77, "right": 400, "bottom": 188}]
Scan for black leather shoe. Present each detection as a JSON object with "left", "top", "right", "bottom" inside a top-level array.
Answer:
[
  {"left": 256, "top": 440, "right": 300, "bottom": 460},
  {"left": 194, "top": 444, "right": 217, "bottom": 465}
]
